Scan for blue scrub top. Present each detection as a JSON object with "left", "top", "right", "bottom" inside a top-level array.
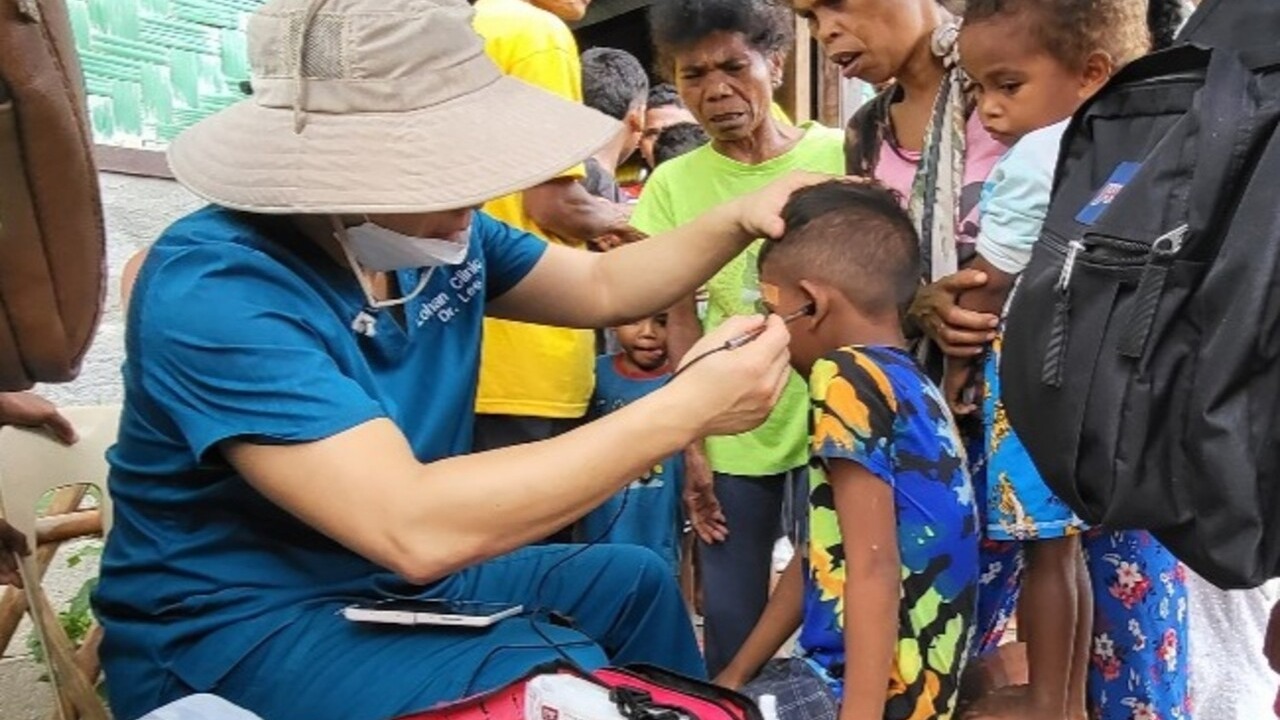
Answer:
[{"left": 93, "top": 207, "right": 545, "bottom": 696}]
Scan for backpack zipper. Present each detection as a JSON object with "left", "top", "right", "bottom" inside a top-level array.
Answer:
[
  {"left": 1117, "top": 225, "right": 1190, "bottom": 359},
  {"left": 1040, "top": 225, "right": 1168, "bottom": 385},
  {"left": 1039, "top": 225, "right": 1189, "bottom": 383},
  {"left": 1042, "top": 233, "right": 1097, "bottom": 386}
]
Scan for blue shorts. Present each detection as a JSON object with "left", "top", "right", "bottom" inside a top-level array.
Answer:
[{"left": 983, "top": 334, "right": 1087, "bottom": 542}]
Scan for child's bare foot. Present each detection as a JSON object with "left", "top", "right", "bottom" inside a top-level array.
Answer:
[{"left": 963, "top": 685, "right": 1069, "bottom": 720}]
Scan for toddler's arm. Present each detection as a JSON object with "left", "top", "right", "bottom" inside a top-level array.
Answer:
[
  {"left": 943, "top": 258, "right": 1017, "bottom": 415},
  {"left": 946, "top": 124, "right": 1063, "bottom": 415},
  {"left": 830, "top": 459, "right": 900, "bottom": 720}
]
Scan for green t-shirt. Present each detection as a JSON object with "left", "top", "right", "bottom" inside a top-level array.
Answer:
[{"left": 631, "top": 122, "right": 846, "bottom": 476}]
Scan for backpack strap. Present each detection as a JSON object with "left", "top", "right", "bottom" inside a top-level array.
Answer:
[
  {"left": 1115, "top": 48, "right": 1263, "bottom": 360},
  {"left": 1186, "top": 48, "right": 1262, "bottom": 247}
]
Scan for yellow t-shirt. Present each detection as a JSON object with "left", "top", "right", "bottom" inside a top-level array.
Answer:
[{"left": 472, "top": 0, "right": 595, "bottom": 418}]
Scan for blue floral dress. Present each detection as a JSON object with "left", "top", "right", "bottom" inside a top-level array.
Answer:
[{"left": 1084, "top": 530, "right": 1190, "bottom": 720}]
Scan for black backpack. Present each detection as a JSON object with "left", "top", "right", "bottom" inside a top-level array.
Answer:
[{"left": 1000, "top": 0, "right": 1280, "bottom": 589}]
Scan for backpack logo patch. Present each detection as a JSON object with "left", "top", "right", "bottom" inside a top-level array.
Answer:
[{"left": 1076, "top": 162, "right": 1142, "bottom": 226}]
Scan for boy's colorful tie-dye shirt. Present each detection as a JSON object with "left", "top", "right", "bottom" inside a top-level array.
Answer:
[{"left": 799, "top": 346, "right": 980, "bottom": 719}]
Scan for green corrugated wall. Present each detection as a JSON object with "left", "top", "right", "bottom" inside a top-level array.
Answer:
[{"left": 71, "top": 0, "right": 265, "bottom": 148}]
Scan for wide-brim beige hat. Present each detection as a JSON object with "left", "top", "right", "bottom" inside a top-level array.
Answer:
[{"left": 168, "top": 0, "right": 620, "bottom": 214}]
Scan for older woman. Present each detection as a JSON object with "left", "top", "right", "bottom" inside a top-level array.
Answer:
[
  {"left": 630, "top": 0, "right": 845, "bottom": 678},
  {"left": 90, "top": 1, "right": 820, "bottom": 719}
]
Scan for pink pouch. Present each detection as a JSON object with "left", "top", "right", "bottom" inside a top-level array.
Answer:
[
  {"left": 594, "top": 665, "right": 759, "bottom": 720},
  {"left": 396, "top": 663, "right": 761, "bottom": 720}
]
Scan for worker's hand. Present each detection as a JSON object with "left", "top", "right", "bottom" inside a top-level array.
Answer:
[
  {"left": 713, "top": 666, "right": 748, "bottom": 691},
  {"left": 0, "top": 392, "right": 77, "bottom": 444},
  {"left": 943, "top": 357, "right": 980, "bottom": 416},
  {"left": 669, "top": 314, "right": 791, "bottom": 439},
  {"left": 0, "top": 519, "right": 30, "bottom": 588},
  {"left": 734, "top": 171, "right": 838, "bottom": 240}
]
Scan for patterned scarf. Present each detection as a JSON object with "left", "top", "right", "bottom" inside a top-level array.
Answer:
[{"left": 912, "top": 20, "right": 968, "bottom": 282}]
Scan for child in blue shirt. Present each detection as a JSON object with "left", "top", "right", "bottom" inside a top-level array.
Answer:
[
  {"left": 952, "top": 3, "right": 1186, "bottom": 719},
  {"left": 578, "top": 313, "right": 684, "bottom": 575}
]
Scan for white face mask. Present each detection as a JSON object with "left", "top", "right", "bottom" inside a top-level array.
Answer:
[
  {"left": 341, "top": 217, "right": 471, "bottom": 271},
  {"left": 330, "top": 217, "right": 469, "bottom": 332}
]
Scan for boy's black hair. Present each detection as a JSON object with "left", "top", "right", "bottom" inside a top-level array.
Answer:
[
  {"left": 758, "top": 181, "right": 921, "bottom": 318},
  {"left": 581, "top": 48, "right": 651, "bottom": 120},
  {"left": 653, "top": 122, "right": 710, "bottom": 166},
  {"left": 647, "top": 83, "right": 684, "bottom": 111},
  {"left": 964, "top": 0, "right": 1150, "bottom": 69},
  {"left": 649, "top": 0, "right": 793, "bottom": 81}
]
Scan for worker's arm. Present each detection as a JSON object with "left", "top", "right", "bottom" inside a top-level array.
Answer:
[
  {"left": 489, "top": 171, "right": 830, "bottom": 328},
  {"left": 226, "top": 315, "right": 793, "bottom": 585}
]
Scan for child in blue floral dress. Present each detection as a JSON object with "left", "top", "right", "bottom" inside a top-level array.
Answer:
[{"left": 952, "top": 1, "right": 1189, "bottom": 718}]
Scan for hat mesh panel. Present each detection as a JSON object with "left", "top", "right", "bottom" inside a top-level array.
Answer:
[{"left": 284, "top": 14, "right": 347, "bottom": 80}]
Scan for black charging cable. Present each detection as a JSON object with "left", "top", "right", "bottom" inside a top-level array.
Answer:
[
  {"left": 461, "top": 486, "right": 634, "bottom": 696},
  {"left": 669, "top": 306, "right": 814, "bottom": 382}
]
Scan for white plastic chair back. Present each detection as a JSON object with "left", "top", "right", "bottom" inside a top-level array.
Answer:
[
  {"left": 0, "top": 404, "right": 119, "bottom": 543},
  {"left": 0, "top": 404, "right": 119, "bottom": 720}
]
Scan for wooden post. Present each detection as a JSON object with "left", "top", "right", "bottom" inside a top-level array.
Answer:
[{"left": 781, "top": 18, "right": 814, "bottom": 123}]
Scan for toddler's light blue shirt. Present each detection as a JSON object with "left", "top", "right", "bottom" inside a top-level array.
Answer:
[{"left": 977, "top": 120, "right": 1069, "bottom": 274}]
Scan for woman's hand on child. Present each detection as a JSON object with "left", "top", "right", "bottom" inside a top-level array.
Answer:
[
  {"left": 735, "top": 171, "right": 838, "bottom": 240},
  {"left": 908, "top": 270, "right": 1000, "bottom": 357},
  {"left": 670, "top": 314, "right": 792, "bottom": 439}
]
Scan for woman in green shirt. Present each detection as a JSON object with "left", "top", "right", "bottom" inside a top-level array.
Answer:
[{"left": 631, "top": 0, "right": 845, "bottom": 677}]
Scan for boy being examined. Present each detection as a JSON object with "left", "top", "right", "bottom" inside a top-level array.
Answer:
[{"left": 718, "top": 181, "right": 979, "bottom": 720}]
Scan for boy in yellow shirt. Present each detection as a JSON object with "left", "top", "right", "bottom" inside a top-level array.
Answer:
[{"left": 471, "top": 0, "right": 639, "bottom": 488}]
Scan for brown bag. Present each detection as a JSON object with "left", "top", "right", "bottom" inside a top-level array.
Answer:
[{"left": 0, "top": 0, "right": 105, "bottom": 391}]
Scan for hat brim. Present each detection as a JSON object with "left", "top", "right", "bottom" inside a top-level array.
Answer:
[{"left": 167, "top": 75, "right": 621, "bottom": 215}]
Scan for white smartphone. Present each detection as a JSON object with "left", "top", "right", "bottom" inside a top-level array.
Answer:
[{"left": 342, "top": 599, "right": 524, "bottom": 628}]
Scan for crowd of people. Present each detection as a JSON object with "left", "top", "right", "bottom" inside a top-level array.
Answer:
[{"left": 2, "top": 0, "right": 1278, "bottom": 719}]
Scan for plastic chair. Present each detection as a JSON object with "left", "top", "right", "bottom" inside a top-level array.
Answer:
[{"left": 0, "top": 405, "right": 119, "bottom": 720}]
